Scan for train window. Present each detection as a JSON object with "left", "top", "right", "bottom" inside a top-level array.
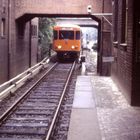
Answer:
[
  {"left": 76, "top": 31, "right": 80, "bottom": 40},
  {"left": 59, "top": 30, "right": 74, "bottom": 40},
  {"left": 53, "top": 30, "right": 58, "bottom": 39}
]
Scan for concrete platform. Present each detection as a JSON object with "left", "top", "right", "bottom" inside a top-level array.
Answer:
[
  {"left": 68, "top": 74, "right": 140, "bottom": 140},
  {"left": 67, "top": 76, "right": 101, "bottom": 140}
]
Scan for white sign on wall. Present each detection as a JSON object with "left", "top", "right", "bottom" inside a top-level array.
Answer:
[{"left": 102, "top": 56, "right": 114, "bottom": 62}]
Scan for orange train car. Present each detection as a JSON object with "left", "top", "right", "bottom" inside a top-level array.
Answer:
[{"left": 53, "top": 24, "right": 81, "bottom": 60}]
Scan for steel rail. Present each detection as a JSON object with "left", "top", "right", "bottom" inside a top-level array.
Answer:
[
  {"left": 0, "top": 62, "right": 58, "bottom": 125},
  {"left": 45, "top": 61, "right": 76, "bottom": 140}
]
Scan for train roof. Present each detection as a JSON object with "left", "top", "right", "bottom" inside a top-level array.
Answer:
[{"left": 53, "top": 24, "right": 81, "bottom": 30}]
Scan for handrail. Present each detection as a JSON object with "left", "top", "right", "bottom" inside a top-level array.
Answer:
[{"left": 0, "top": 57, "right": 50, "bottom": 101}]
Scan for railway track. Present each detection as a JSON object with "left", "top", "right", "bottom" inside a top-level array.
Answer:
[{"left": 0, "top": 61, "right": 76, "bottom": 140}]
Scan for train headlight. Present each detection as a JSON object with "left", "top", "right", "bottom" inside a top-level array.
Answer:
[
  {"left": 58, "top": 45, "right": 62, "bottom": 49},
  {"left": 71, "top": 46, "right": 75, "bottom": 49}
]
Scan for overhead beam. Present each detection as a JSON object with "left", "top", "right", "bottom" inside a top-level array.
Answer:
[{"left": 91, "top": 13, "right": 112, "bottom": 16}]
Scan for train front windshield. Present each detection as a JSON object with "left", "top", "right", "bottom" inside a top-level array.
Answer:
[{"left": 59, "top": 31, "right": 74, "bottom": 40}]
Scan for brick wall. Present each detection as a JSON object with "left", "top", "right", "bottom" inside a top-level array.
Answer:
[
  {"left": 0, "top": 1, "right": 38, "bottom": 83},
  {"left": 10, "top": 17, "right": 38, "bottom": 78},
  {"left": 15, "top": 0, "right": 104, "bottom": 19},
  {"left": 131, "top": 0, "right": 140, "bottom": 105},
  {"left": 111, "top": 0, "right": 134, "bottom": 104},
  {"left": 100, "top": 0, "right": 112, "bottom": 76},
  {"left": 30, "top": 18, "right": 38, "bottom": 66},
  {"left": 0, "top": 0, "right": 9, "bottom": 84},
  {"left": 8, "top": 0, "right": 29, "bottom": 78}
]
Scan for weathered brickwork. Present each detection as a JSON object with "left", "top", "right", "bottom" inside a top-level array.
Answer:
[
  {"left": 15, "top": 0, "right": 104, "bottom": 19},
  {"left": 9, "top": 1, "right": 38, "bottom": 79},
  {"left": 111, "top": 0, "right": 140, "bottom": 105},
  {"left": 0, "top": 0, "right": 9, "bottom": 84},
  {"left": 10, "top": 18, "right": 38, "bottom": 78},
  {"left": 131, "top": 0, "right": 140, "bottom": 105},
  {"left": 0, "top": 0, "right": 38, "bottom": 83},
  {"left": 99, "top": 0, "right": 112, "bottom": 76},
  {"left": 30, "top": 18, "right": 38, "bottom": 66},
  {"left": 111, "top": 0, "right": 132, "bottom": 103}
]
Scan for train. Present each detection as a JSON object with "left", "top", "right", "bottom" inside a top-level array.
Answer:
[{"left": 52, "top": 24, "right": 81, "bottom": 60}]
